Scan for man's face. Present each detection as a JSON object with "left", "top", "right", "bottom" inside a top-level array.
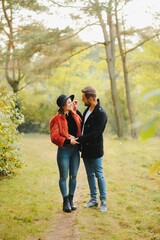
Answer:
[{"left": 82, "top": 94, "right": 91, "bottom": 106}]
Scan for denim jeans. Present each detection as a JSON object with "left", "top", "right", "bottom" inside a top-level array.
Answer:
[
  {"left": 83, "top": 157, "right": 107, "bottom": 201},
  {"left": 57, "top": 145, "right": 80, "bottom": 197}
]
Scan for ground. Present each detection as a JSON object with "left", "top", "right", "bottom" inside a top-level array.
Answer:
[{"left": 42, "top": 163, "right": 87, "bottom": 240}]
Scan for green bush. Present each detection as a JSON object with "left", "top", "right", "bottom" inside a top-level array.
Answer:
[{"left": 0, "top": 93, "right": 24, "bottom": 176}]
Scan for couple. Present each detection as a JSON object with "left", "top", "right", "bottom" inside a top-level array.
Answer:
[{"left": 49, "top": 86, "right": 107, "bottom": 213}]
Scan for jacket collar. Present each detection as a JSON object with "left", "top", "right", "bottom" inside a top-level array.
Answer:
[{"left": 84, "top": 99, "right": 100, "bottom": 117}]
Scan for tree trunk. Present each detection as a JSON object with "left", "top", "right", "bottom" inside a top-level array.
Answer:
[
  {"left": 115, "top": 1, "right": 138, "bottom": 138},
  {"left": 2, "top": 0, "right": 23, "bottom": 93},
  {"left": 96, "top": 0, "right": 123, "bottom": 138}
]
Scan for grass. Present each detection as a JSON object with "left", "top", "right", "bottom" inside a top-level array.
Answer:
[
  {"left": 0, "top": 134, "right": 60, "bottom": 240},
  {"left": 76, "top": 136, "right": 160, "bottom": 240},
  {"left": 0, "top": 134, "right": 160, "bottom": 240}
]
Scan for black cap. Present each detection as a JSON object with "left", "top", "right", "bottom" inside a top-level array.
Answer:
[{"left": 56, "top": 94, "right": 74, "bottom": 108}]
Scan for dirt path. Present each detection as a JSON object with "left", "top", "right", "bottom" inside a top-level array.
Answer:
[
  {"left": 44, "top": 211, "right": 79, "bottom": 240},
  {"left": 43, "top": 163, "right": 86, "bottom": 240}
]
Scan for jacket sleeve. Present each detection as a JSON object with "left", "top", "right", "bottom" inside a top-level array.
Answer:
[
  {"left": 50, "top": 118, "right": 66, "bottom": 147},
  {"left": 77, "top": 110, "right": 107, "bottom": 144}
]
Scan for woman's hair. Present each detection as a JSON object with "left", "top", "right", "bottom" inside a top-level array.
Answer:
[{"left": 58, "top": 106, "right": 65, "bottom": 114}]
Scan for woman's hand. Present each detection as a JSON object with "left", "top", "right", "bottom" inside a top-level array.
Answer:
[{"left": 69, "top": 135, "right": 75, "bottom": 140}]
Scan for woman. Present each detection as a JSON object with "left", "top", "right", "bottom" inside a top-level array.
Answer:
[{"left": 49, "top": 94, "right": 81, "bottom": 213}]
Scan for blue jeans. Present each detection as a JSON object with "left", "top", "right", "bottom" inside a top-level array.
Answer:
[
  {"left": 83, "top": 157, "right": 107, "bottom": 201},
  {"left": 57, "top": 145, "right": 80, "bottom": 197}
]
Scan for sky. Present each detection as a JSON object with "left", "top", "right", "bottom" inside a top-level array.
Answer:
[
  {"left": 123, "top": 0, "right": 160, "bottom": 28},
  {"left": 32, "top": 0, "right": 160, "bottom": 43},
  {"left": 79, "top": 0, "right": 160, "bottom": 42}
]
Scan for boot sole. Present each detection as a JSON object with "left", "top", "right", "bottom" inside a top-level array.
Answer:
[{"left": 63, "top": 209, "right": 72, "bottom": 213}]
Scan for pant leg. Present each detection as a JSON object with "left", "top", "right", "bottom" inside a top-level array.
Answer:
[
  {"left": 92, "top": 157, "right": 107, "bottom": 201},
  {"left": 83, "top": 158, "right": 97, "bottom": 199},
  {"left": 69, "top": 145, "right": 80, "bottom": 195},
  {"left": 57, "top": 146, "right": 70, "bottom": 197}
]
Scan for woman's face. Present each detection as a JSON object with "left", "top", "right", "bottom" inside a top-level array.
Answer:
[{"left": 63, "top": 98, "right": 73, "bottom": 112}]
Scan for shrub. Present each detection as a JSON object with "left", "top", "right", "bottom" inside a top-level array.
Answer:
[{"left": 0, "top": 93, "right": 24, "bottom": 176}]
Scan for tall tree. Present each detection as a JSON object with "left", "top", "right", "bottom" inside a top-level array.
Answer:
[
  {"left": 95, "top": 0, "right": 123, "bottom": 137},
  {"left": 1, "top": 0, "right": 21, "bottom": 92},
  {"left": 0, "top": 0, "right": 84, "bottom": 93},
  {"left": 0, "top": 0, "right": 46, "bottom": 92},
  {"left": 115, "top": 0, "right": 137, "bottom": 138}
]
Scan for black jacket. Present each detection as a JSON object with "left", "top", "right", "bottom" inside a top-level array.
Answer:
[{"left": 77, "top": 100, "right": 107, "bottom": 158}]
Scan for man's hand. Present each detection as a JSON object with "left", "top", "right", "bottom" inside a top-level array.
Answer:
[{"left": 70, "top": 138, "right": 80, "bottom": 145}]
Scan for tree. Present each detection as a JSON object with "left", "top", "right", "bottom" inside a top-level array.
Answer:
[
  {"left": 0, "top": 93, "right": 24, "bottom": 176},
  {"left": 95, "top": 0, "right": 123, "bottom": 137},
  {"left": 0, "top": 0, "right": 47, "bottom": 92},
  {"left": 115, "top": 0, "right": 137, "bottom": 138},
  {"left": 0, "top": 0, "right": 85, "bottom": 93}
]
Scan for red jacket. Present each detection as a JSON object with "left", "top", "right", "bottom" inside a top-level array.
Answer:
[{"left": 50, "top": 111, "right": 81, "bottom": 147}]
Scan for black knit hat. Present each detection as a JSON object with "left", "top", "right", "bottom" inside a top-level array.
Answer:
[{"left": 56, "top": 94, "right": 74, "bottom": 108}]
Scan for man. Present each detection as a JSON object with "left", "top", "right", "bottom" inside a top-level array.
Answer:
[{"left": 76, "top": 86, "right": 107, "bottom": 212}]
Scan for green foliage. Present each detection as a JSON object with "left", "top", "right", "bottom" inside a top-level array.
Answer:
[
  {"left": 19, "top": 87, "right": 55, "bottom": 133},
  {"left": 14, "top": 37, "right": 160, "bottom": 139},
  {"left": 0, "top": 93, "right": 24, "bottom": 176},
  {"left": 137, "top": 89, "right": 160, "bottom": 173},
  {"left": 149, "top": 160, "right": 160, "bottom": 175},
  {"left": 7, "top": 0, "right": 48, "bottom": 11},
  {"left": 139, "top": 89, "right": 160, "bottom": 139},
  {"left": 18, "top": 46, "right": 110, "bottom": 133},
  {"left": 140, "top": 115, "right": 160, "bottom": 140},
  {"left": 126, "top": 39, "right": 160, "bottom": 138}
]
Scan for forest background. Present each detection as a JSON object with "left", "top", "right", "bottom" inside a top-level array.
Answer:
[
  {"left": 0, "top": 1, "right": 160, "bottom": 239},
  {"left": 0, "top": 0, "right": 160, "bottom": 175}
]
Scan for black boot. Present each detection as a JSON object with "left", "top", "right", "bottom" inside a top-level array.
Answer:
[
  {"left": 63, "top": 196, "right": 71, "bottom": 213},
  {"left": 69, "top": 195, "right": 77, "bottom": 211}
]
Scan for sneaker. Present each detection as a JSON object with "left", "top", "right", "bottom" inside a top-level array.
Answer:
[
  {"left": 83, "top": 198, "right": 98, "bottom": 208},
  {"left": 100, "top": 200, "right": 107, "bottom": 212}
]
